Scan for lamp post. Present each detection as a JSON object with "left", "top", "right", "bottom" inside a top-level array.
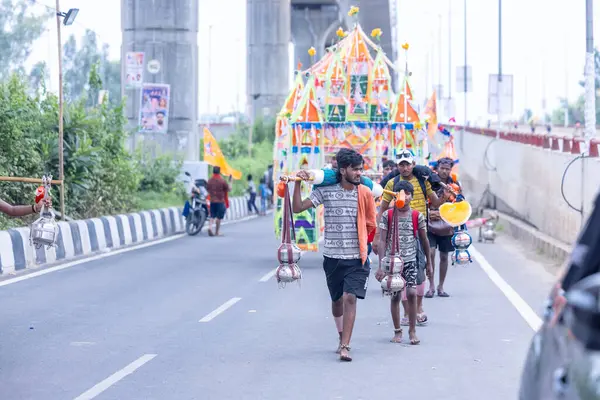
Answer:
[
  {"left": 448, "top": 0, "right": 452, "bottom": 110},
  {"left": 55, "top": 2, "right": 78, "bottom": 219},
  {"left": 584, "top": 0, "right": 595, "bottom": 142},
  {"left": 582, "top": 0, "right": 595, "bottom": 223},
  {"left": 462, "top": 0, "right": 467, "bottom": 150},
  {"left": 497, "top": 0, "right": 502, "bottom": 127}
]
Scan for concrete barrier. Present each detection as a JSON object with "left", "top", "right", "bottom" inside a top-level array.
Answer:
[
  {"left": 0, "top": 196, "right": 251, "bottom": 276},
  {"left": 456, "top": 128, "right": 600, "bottom": 245}
]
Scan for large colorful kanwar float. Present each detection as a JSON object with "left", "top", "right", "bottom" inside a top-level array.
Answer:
[{"left": 272, "top": 6, "right": 459, "bottom": 254}]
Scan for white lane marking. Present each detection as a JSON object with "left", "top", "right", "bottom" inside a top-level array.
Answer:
[
  {"left": 259, "top": 268, "right": 278, "bottom": 282},
  {"left": 73, "top": 354, "right": 157, "bottom": 400},
  {"left": 0, "top": 213, "right": 265, "bottom": 288},
  {"left": 0, "top": 235, "right": 185, "bottom": 288},
  {"left": 470, "top": 246, "right": 543, "bottom": 331},
  {"left": 199, "top": 297, "right": 242, "bottom": 322}
]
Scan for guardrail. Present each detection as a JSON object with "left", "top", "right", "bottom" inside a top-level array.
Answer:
[
  {"left": 0, "top": 196, "right": 252, "bottom": 277},
  {"left": 456, "top": 126, "right": 600, "bottom": 158}
]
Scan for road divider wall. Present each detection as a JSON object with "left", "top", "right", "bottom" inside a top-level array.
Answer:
[{"left": 0, "top": 196, "right": 251, "bottom": 276}]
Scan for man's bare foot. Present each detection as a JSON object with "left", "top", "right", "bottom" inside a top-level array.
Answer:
[
  {"left": 339, "top": 344, "right": 352, "bottom": 361},
  {"left": 408, "top": 329, "right": 420, "bottom": 345},
  {"left": 390, "top": 328, "right": 403, "bottom": 343}
]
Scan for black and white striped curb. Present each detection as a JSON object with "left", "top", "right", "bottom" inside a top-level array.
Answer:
[{"left": 0, "top": 196, "right": 252, "bottom": 276}]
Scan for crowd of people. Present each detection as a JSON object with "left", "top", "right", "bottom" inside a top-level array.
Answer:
[{"left": 292, "top": 147, "right": 460, "bottom": 362}]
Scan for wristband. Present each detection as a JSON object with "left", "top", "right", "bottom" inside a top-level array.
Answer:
[{"left": 32, "top": 204, "right": 36, "bottom": 213}]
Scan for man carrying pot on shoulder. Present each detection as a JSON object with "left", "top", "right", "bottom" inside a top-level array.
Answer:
[{"left": 426, "top": 157, "right": 460, "bottom": 298}]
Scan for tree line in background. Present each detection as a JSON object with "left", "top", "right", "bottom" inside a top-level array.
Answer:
[
  {"left": 0, "top": 2, "right": 178, "bottom": 229},
  {"left": 0, "top": 0, "right": 275, "bottom": 229},
  {"left": 521, "top": 49, "right": 600, "bottom": 128}
]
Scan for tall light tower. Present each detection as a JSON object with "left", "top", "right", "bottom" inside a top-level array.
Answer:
[{"left": 584, "top": 0, "right": 596, "bottom": 142}]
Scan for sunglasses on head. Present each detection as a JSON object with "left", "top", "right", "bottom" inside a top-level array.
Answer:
[{"left": 396, "top": 150, "right": 412, "bottom": 159}]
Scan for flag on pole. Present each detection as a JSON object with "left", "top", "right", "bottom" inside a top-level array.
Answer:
[
  {"left": 203, "top": 127, "right": 242, "bottom": 180},
  {"left": 424, "top": 91, "right": 437, "bottom": 139}
]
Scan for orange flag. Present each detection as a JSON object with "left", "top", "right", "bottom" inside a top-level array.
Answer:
[
  {"left": 203, "top": 127, "right": 242, "bottom": 180},
  {"left": 424, "top": 91, "right": 437, "bottom": 139}
]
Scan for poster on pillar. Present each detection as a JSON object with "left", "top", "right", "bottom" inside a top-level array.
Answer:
[
  {"left": 125, "top": 52, "right": 145, "bottom": 89},
  {"left": 139, "top": 83, "right": 170, "bottom": 134}
]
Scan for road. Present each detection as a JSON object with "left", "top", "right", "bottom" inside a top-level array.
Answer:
[{"left": 0, "top": 215, "right": 557, "bottom": 400}]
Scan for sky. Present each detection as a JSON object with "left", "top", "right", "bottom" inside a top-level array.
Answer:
[{"left": 27, "top": 0, "right": 600, "bottom": 124}]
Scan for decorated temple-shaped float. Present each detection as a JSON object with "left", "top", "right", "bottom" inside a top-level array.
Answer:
[{"left": 272, "top": 6, "right": 459, "bottom": 251}]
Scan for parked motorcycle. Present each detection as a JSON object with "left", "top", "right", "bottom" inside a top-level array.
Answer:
[{"left": 183, "top": 172, "right": 208, "bottom": 236}]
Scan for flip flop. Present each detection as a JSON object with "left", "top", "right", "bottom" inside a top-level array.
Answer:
[
  {"left": 437, "top": 290, "right": 450, "bottom": 297},
  {"left": 424, "top": 290, "right": 435, "bottom": 298}
]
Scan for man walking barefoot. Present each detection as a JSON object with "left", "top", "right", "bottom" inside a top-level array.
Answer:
[{"left": 292, "top": 149, "right": 376, "bottom": 362}]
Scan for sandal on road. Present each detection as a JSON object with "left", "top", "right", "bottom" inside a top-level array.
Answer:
[
  {"left": 437, "top": 289, "right": 450, "bottom": 297},
  {"left": 425, "top": 289, "right": 435, "bottom": 298},
  {"left": 339, "top": 344, "right": 352, "bottom": 362},
  {"left": 417, "top": 313, "right": 428, "bottom": 326}
]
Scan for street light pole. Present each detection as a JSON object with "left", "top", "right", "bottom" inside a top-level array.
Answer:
[
  {"left": 582, "top": 0, "right": 595, "bottom": 224},
  {"left": 55, "top": 0, "right": 65, "bottom": 219},
  {"left": 584, "top": 0, "right": 596, "bottom": 142},
  {"left": 448, "top": 0, "right": 452, "bottom": 105},
  {"left": 497, "top": 0, "right": 503, "bottom": 128},
  {"left": 462, "top": 0, "right": 467, "bottom": 150}
]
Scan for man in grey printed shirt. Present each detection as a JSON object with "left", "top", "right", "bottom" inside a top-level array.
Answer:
[{"left": 293, "top": 148, "right": 374, "bottom": 362}]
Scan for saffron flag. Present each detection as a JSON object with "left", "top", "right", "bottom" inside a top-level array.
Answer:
[
  {"left": 424, "top": 91, "right": 437, "bottom": 139},
  {"left": 203, "top": 127, "right": 242, "bottom": 180}
]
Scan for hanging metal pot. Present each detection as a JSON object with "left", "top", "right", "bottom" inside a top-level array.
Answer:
[
  {"left": 275, "top": 179, "right": 302, "bottom": 287},
  {"left": 482, "top": 221, "right": 497, "bottom": 242},
  {"left": 381, "top": 255, "right": 404, "bottom": 274},
  {"left": 276, "top": 263, "right": 302, "bottom": 284},
  {"left": 381, "top": 273, "right": 405, "bottom": 296},
  {"left": 452, "top": 249, "right": 472, "bottom": 266},
  {"left": 277, "top": 242, "right": 302, "bottom": 264},
  {"left": 452, "top": 230, "right": 473, "bottom": 250},
  {"left": 30, "top": 175, "right": 58, "bottom": 249}
]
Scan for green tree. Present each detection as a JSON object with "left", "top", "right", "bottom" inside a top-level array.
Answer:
[
  {"left": 552, "top": 48, "right": 600, "bottom": 126},
  {"left": 28, "top": 61, "right": 47, "bottom": 93},
  {"left": 0, "top": 0, "right": 48, "bottom": 79},
  {"left": 62, "top": 30, "right": 121, "bottom": 106}
]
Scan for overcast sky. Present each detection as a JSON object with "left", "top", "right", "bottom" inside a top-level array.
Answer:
[{"left": 28, "top": 0, "right": 600, "bottom": 124}]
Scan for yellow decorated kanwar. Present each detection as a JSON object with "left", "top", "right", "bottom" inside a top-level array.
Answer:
[{"left": 439, "top": 201, "right": 472, "bottom": 227}]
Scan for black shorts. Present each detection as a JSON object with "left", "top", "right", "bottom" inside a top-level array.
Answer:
[
  {"left": 210, "top": 202, "right": 226, "bottom": 219},
  {"left": 402, "top": 261, "right": 418, "bottom": 288},
  {"left": 323, "top": 256, "right": 370, "bottom": 302},
  {"left": 428, "top": 232, "right": 454, "bottom": 253}
]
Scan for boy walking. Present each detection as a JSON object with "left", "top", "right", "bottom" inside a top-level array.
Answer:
[{"left": 376, "top": 180, "right": 432, "bottom": 345}]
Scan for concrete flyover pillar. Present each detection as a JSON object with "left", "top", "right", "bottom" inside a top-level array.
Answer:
[
  {"left": 121, "top": 0, "right": 200, "bottom": 161},
  {"left": 247, "top": 0, "right": 291, "bottom": 120},
  {"left": 291, "top": 3, "right": 341, "bottom": 72}
]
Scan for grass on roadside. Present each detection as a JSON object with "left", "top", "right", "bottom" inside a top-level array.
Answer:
[{"left": 135, "top": 191, "right": 186, "bottom": 212}]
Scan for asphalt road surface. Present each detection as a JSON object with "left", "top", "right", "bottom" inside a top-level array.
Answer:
[{"left": 0, "top": 215, "right": 557, "bottom": 400}]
